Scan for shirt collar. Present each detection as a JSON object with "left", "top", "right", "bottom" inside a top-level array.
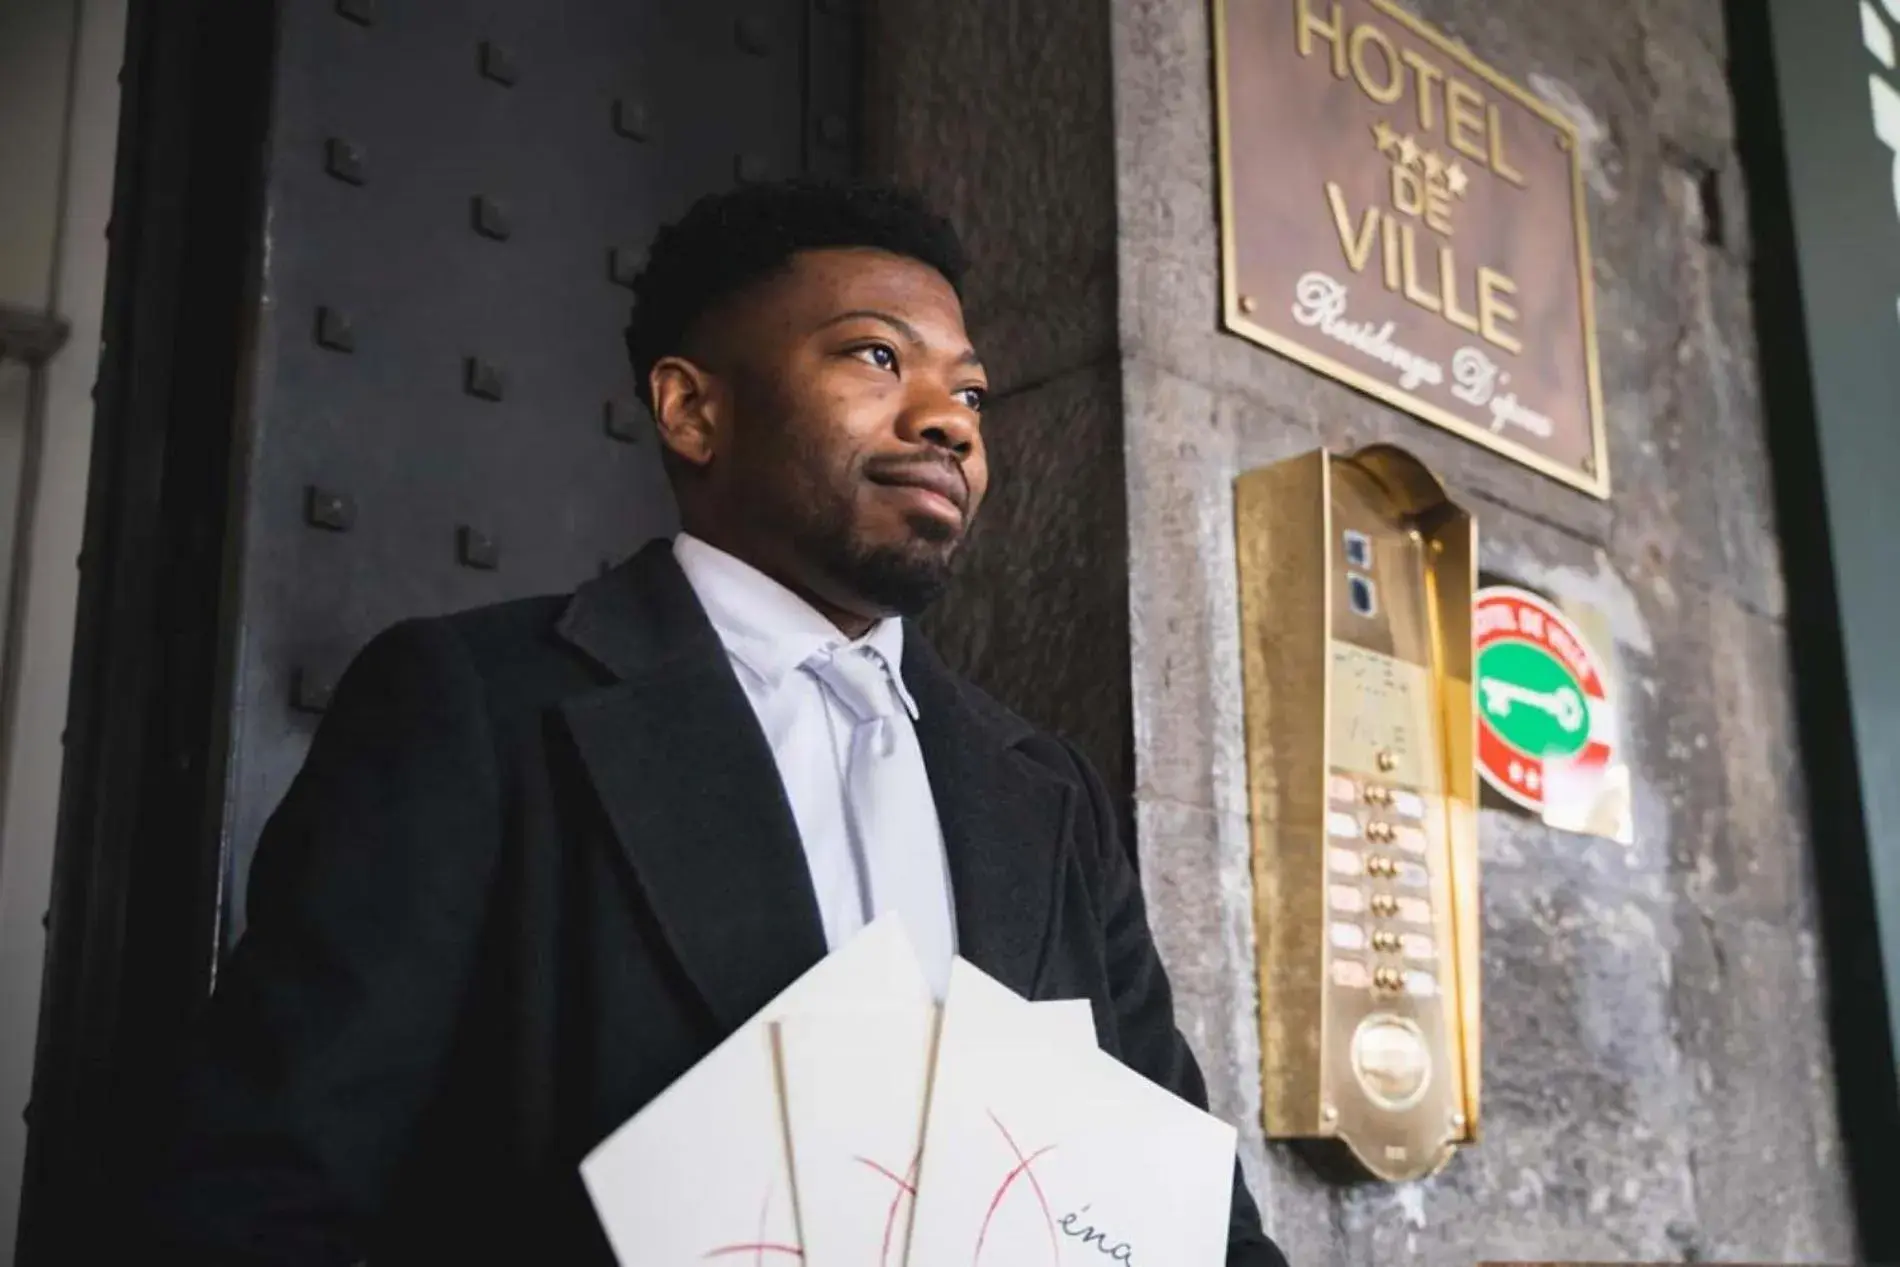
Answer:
[{"left": 672, "top": 533, "right": 917, "bottom": 717}]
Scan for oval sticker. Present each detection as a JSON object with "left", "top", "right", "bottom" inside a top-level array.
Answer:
[{"left": 1473, "top": 586, "right": 1613, "bottom": 812}]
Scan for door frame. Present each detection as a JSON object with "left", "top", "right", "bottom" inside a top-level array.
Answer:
[{"left": 16, "top": 1, "right": 273, "bottom": 1258}]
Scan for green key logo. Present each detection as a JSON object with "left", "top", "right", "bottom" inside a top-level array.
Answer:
[
  {"left": 1476, "top": 640, "right": 1589, "bottom": 759},
  {"left": 1474, "top": 586, "right": 1614, "bottom": 812}
]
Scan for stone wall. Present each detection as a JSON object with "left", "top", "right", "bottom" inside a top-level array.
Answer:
[{"left": 873, "top": 0, "right": 1855, "bottom": 1261}]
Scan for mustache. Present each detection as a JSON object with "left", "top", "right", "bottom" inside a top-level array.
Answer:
[{"left": 862, "top": 453, "right": 972, "bottom": 511}]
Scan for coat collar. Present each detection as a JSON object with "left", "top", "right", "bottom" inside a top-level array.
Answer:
[{"left": 553, "top": 540, "right": 1071, "bottom": 1023}]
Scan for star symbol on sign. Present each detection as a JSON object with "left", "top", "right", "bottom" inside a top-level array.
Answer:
[
  {"left": 1396, "top": 134, "right": 1423, "bottom": 170},
  {"left": 1372, "top": 120, "right": 1401, "bottom": 157},
  {"left": 1527, "top": 769, "right": 1543, "bottom": 792},
  {"left": 1508, "top": 760, "right": 1525, "bottom": 784},
  {"left": 1423, "top": 150, "right": 1447, "bottom": 183},
  {"left": 1446, "top": 161, "right": 1471, "bottom": 197}
]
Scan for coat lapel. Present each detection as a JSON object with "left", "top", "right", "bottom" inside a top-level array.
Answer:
[
  {"left": 551, "top": 539, "right": 1078, "bottom": 1020},
  {"left": 903, "top": 636, "right": 1074, "bottom": 1000},
  {"left": 554, "top": 541, "right": 828, "bottom": 1033}
]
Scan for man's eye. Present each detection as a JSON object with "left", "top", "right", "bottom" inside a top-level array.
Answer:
[
  {"left": 956, "top": 386, "right": 987, "bottom": 413},
  {"left": 852, "top": 344, "right": 897, "bottom": 371}
]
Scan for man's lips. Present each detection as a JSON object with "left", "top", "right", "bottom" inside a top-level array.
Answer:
[{"left": 867, "top": 461, "right": 970, "bottom": 516}]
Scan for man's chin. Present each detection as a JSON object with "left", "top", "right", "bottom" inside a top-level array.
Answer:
[
  {"left": 903, "top": 507, "right": 963, "bottom": 546},
  {"left": 839, "top": 534, "right": 962, "bottom": 618}
]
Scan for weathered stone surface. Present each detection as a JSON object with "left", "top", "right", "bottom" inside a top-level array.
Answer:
[
  {"left": 1639, "top": 0, "right": 1738, "bottom": 163},
  {"left": 1123, "top": 360, "right": 1255, "bottom": 820},
  {"left": 1670, "top": 908, "right": 1857, "bottom": 1261},
  {"left": 1133, "top": 796, "right": 1261, "bottom": 1127},
  {"left": 862, "top": 0, "right": 1118, "bottom": 396},
  {"left": 1696, "top": 250, "right": 1784, "bottom": 616},
  {"left": 1645, "top": 579, "right": 1816, "bottom": 922},
  {"left": 918, "top": 361, "right": 1131, "bottom": 801},
  {"left": 1606, "top": 165, "right": 1784, "bottom": 619}
]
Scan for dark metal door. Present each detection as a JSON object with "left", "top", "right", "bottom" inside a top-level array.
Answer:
[
  {"left": 23, "top": 1, "right": 855, "bottom": 1255},
  {"left": 223, "top": 0, "right": 854, "bottom": 944}
]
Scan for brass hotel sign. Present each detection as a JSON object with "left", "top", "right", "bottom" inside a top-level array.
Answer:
[{"left": 1216, "top": 0, "right": 1610, "bottom": 497}]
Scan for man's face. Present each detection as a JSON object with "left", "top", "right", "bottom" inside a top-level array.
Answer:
[{"left": 652, "top": 247, "right": 989, "bottom": 622}]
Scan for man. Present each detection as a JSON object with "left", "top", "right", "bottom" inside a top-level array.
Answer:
[{"left": 144, "top": 180, "right": 1288, "bottom": 1266}]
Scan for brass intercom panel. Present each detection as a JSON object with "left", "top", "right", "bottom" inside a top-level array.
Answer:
[{"left": 1234, "top": 445, "right": 1478, "bottom": 1183}]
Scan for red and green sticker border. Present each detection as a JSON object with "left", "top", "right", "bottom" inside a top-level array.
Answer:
[{"left": 1473, "top": 585, "right": 1614, "bottom": 813}]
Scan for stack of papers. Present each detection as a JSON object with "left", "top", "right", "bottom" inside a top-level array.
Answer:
[{"left": 580, "top": 917, "right": 1238, "bottom": 1267}]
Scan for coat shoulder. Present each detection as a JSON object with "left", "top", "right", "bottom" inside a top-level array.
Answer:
[
  {"left": 376, "top": 589, "right": 611, "bottom": 725},
  {"left": 434, "top": 590, "right": 575, "bottom": 662},
  {"left": 908, "top": 640, "right": 1096, "bottom": 797}
]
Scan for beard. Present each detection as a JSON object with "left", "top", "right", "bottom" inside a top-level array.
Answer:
[{"left": 792, "top": 489, "right": 964, "bottom": 617}]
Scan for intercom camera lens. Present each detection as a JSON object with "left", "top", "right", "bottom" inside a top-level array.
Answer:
[{"left": 1348, "top": 574, "right": 1377, "bottom": 617}]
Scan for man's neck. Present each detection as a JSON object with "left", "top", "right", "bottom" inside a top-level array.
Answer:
[{"left": 675, "top": 526, "right": 878, "bottom": 640}]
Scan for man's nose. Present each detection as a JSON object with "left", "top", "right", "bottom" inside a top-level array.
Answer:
[{"left": 900, "top": 392, "right": 979, "bottom": 459}]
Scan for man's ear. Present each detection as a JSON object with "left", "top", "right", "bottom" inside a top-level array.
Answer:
[{"left": 648, "top": 356, "right": 724, "bottom": 471}]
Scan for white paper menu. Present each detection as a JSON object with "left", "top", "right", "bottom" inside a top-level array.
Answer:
[
  {"left": 579, "top": 917, "right": 932, "bottom": 1267},
  {"left": 776, "top": 1006, "right": 939, "bottom": 1267},
  {"left": 775, "top": 992, "right": 1098, "bottom": 1267},
  {"left": 905, "top": 961, "right": 1238, "bottom": 1267}
]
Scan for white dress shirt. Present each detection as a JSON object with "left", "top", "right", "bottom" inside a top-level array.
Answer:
[{"left": 672, "top": 533, "right": 958, "bottom": 994}]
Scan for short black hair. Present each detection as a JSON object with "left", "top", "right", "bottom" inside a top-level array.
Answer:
[{"left": 623, "top": 179, "right": 968, "bottom": 406}]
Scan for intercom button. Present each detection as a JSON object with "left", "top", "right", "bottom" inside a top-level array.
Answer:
[
  {"left": 1365, "top": 820, "right": 1395, "bottom": 844},
  {"left": 1329, "top": 922, "right": 1367, "bottom": 951},
  {"left": 1368, "top": 893, "right": 1400, "bottom": 918},
  {"left": 1395, "top": 896, "right": 1432, "bottom": 925},
  {"left": 1331, "top": 960, "right": 1370, "bottom": 989},
  {"left": 1396, "top": 860, "right": 1429, "bottom": 889},
  {"left": 1328, "top": 847, "right": 1365, "bottom": 876},
  {"left": 1391, "top": 789, "right": 1427, "bottom": 819},
  {"left": 1329, "top": 775, "right": 1360, "bottom": 803},
  {"left": 1349, "top": 1015, "right": 1432, "bottom": 1112},
  {"left": 1402, "top": 970, "right": 1438, "bottom": 997},
  {"left": 1393, "top": 825, "right": 1429, "bottom": 855},
  {"left": 1327, "top": 810, "right": 1363, "bottom": 839},
  {"left": 1401, "top": 932, "right": 1436, "bottom": 961},
  {"left": 1330, "top": 886, "right": 1368, "bottom": 914}
]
